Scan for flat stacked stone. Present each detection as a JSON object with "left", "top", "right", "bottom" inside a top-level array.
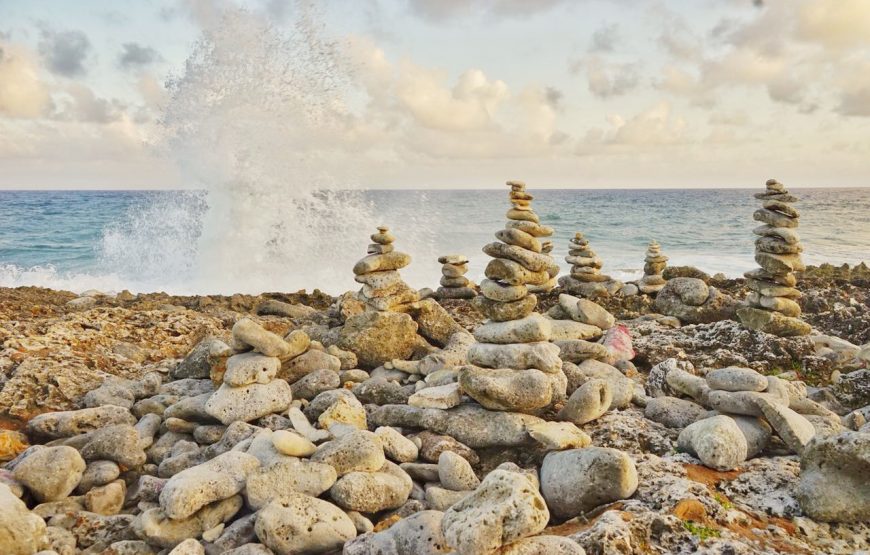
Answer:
[
  {"left": 436, "top": 254, "right": 476, "bottom": 299},
  {"left": 461, "top": 180, "right": 567, "bottom": 413},
  {"left": 352, "top": 226, "right": 420, "bottom": 311},
  {"left": 737, "top": 179, "right": 810, "bottom": 337},
  {"left": 638, "top": 240, "right": 668, "bottom": 294},
  {"left": 558, "top": 232, "right": 622, "bottom": 298}
]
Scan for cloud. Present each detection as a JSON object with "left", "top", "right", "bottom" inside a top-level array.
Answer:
[
  {"left": 580, "top": 55, "right": 639, "bottom": 98},
  {"left": 795, "top": 0, "right": 870, "bottom": 49},
  {"left": 0, "top": 41, "right": 52, "bottom": 118},
  {"left": 118, "top": 43, "right": 163, "bottom": 70},
  {"left": 589, "top": 23, "right": 619, "bottom": 53},
  {"left": 406, "top": 0, "right": 570, "bottom": 22},
  {"left": 38, "top": 28, "right": 91, "bottom": 77}
]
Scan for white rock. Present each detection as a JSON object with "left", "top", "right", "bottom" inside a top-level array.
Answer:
[{"left": 255, "top": 493, "right": 356, "bottom": 554}]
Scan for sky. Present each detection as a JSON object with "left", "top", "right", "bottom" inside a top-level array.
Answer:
[{"left": 0, "top": 0, "right": 869, "bottom": 189}]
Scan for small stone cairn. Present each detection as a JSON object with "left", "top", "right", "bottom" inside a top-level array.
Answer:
[
  {"left": 558, "top": 232, "right": 623, "bottom": 298},
  {"left": 459, "top": 180, "right": 566, "bottom": 413},
  {"left": 737, "top": 179, "right": 810, "bottom": 337},
  {"left": 435, "top": 254, "right": 476, "bottom": 299},
  {"left": 637, "top": 240, "right": 668, "bottom": 294},
  {"left": 352, "top": 226, "right": 420, "bottom": 312}
]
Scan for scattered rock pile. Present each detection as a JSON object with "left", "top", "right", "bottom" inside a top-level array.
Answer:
[
  {"left": 638, "top": 240, "right": 668, "bottom": 294},
  {"left": 353, "top": 226, "right": 420, "bottom": 312},
  {"left": 558, "top": 232, "right": 623, "bottom": 298},
  {"left": 435, "top": 254, "right": 476, "bottom": 299},
  {"left": 738, "top": 179, "right": 810, "bottom": 337}
]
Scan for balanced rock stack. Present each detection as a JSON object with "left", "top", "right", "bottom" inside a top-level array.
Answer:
[
  {"left": 637, "top": 240, "right": 668, "bottom": 294},
  {"left": 558, "top": 232, "right": 623, "bottom": 298},
  {"left": 460, "top": 181, "right": 566, "bottom": 413},
  {"left": 353, "top": 226, "right": 420, "bottom": 312},
  {"left": 528, "top": 236, "right": 558, "bottom": 293},
  {"left": 737, "top": 179, "right": 810, "bottom": 337},
  {"left": 500, "top": 180, "right": 559, "bottom": 293},
  {"left": 435, "top": 254, "right": 476, "bottom": 299}
]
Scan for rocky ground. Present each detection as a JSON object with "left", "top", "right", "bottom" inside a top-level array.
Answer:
[{"left": 0, "top": 263, "right": 868, "bottom": 554}]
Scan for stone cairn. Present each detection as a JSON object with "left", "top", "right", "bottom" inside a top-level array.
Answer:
[
  {"left": 737, "top": 179, "right": 810, "bottom": 337},
  {"left": 435, "top": 254, "right": 477, "bottom": 299},
  {"left": 458, "top": 180, "right": 567, "bottom": 414},
  {"left": 352, "top": 226, "right": 419, "bottom": 312},
  {"left": 558, "top": 232, "right": 622, "bottom": 297},
  {"left": 505, "top": 181, "right": 559, "bottom": 293},
  {"left": 637, "top": 240, "right": 668, "bottom": 294}
]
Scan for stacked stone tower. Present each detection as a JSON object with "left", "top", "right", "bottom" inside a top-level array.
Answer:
[
  {"left": 637, "top": 240, "right": 668, "bottom": 294},
  {"left": 460, "top": 181, "right": 566, "bottom": 413},
  {"left": 737, "top": 179, "right": 810, "bottom": 336},
  {"left": 558, "top": 232, "right": 622, "bottom": 297},
  {"left": 436, "top": 255, "right": 477, "bottom": 299},
  {"left": 352, "top": 226, "right": 420, "bottom": 311}
]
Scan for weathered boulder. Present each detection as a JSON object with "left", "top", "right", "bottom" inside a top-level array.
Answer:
[
  {"left": 796, "top": 431, "right": 870, "bottom": 523},
  {"left": 254, "top": 493, "right": 356, "bottom": 554},
  {"left": 337, "top": 311, "right": 419, "bottom": 368}
]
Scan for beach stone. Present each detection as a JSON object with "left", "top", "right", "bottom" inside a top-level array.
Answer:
[
  {"left": 311, "top": 430, "right": 385, "bottom": 476},
  {"left": 0, "top": 483, "right": 47, "bottom": 555},
  {"left": 416, "top": 431, "right": 480, "bottom": 465},
  {"left": 168, "top": 538, "right": 204, "bottom": 555},
  {"left": 408, "top": 383, "right": 462, "bottom": 409},
  {"left": 76, "top": 460, "right": 121, "bottom": 494},
  {"left": 255, "top": 492, "right": 355, "bottom": 554},
  {"left": 473, "top": 313, "right": 552, "bottom": 344},
  {"left": 796, "top": 431, "right": 870, "bottom": 522},
  {"left": 83, "top": 382, "right": 135, "bottom": 409},
  {"left": 831, "top": 369, "right": 870, "bottom": 409},
  {"left": 547, "top": 319, "right": 602, "bottom": 341},
  {"left": 256, "top": 299, "right": 317, "bottom": 319},
  {"left": 732, "top": 415, "right": 773, "bottom": 458},
  {"left": 232, "top": 318, "right": 297, "bottom": 359},
  {"left": 375, "top": 427, "right": 419, "bottom": 463},
  {"left": 289, "top": 368, "right": 340, "bottom": 400},
  {"left": 80, "top": 424, "right": 147, "bottom": 468},
  {"left": 244, "top": 458, "right": 337, "bottom": 509},
  {"left": 85, "top": 480, "right": 126, "bottom": 515},
  {"left": 527, "top": 421, "right": 591, "bottom": 450},
  {"left": 13, "top": 446, "right": 85, "bottom": 502},
  {"left": 644, "top": 397, "right": 706, "bottom": 428},
  {"left": 678, "top": 416, "right": 748, "bottom": 471},
  {"left": 353, "top": 251, "right": 411, "bottom": 274},
  {"left": 482, "top": 242, "right": 551, "bottom": 272},
  {"left": 704, "top": 390, "right": 781, "bottom": 416},
  {"left": 467, "top": 342, "right": 561, "bottom": 372},
  {"left": 736, "top": 307, "right": 811, "bottom": 336},
  {"left": 572, "top": 359, "right": 634, "bottom": 408},
  {"left": 655, "top": 278, "right": 736, "bottom": 324},
  {"left": 554, "top": 340, "right": 610, "bottom": 364},
  {"left": 318, "top": 395, "right": 367, "bottom": 430},
  {"left": 425, "top": 486, "right": 468, "bottom": 510},
  {"left": 458, "top": 366, "right": 555, "bottom": 412},
  {"left": 558, "top": 379, "right": 612, "bottom": 425},
  {"left": 353, "top": 378, "right": 411, "bottom": 406},
  {"left": 162, "top": 392, "right": 212, "bottom": 422},
  {"left": 540, "top": 447, "right": 637, "bottom": 520},
  {"left": 338, "top": 311, "right": 419, "bottom": 368},
  {"left": 343, "top": 510, "right": 447, "bottom": 555},
  {"left": 159, "top": 451, "right": 259, "bottom": 520},
  {"left": 472, "top": 294, "right": 537, "bottom": 322},
  {"left": 271, "top": 429, "right": 316, "bottom": 457},
  {"left": 329, "top": 460, "right": 413, "bottom": 512},
  {"left": 660, "top": 365, "right": 707, "bottom": 401},
  {"left": 223, "top": 353, "right": 279, "bottom": 387},
  {"left": 480, "top": 278, "right": 528, "bottom": 302},
  {"left": 559, "top": 295, "right": 615, "bottom": 329},
  {"left": 134, "top": 495, "right": 242, "bottom": 549},
  {"left": 706, "top": 366, "right": 768, "bottom": 392},
  {"left": 499, "top": 536, "right": 586, "bottom": 554},
  {"left": 442, "top": 469, "right": 549, "bottom": 555},
  {"left": 27, "top": 405, "right": 137, "bottom": 440},
  {"left": 281, "top": 350, "right": 341, "bottom": 383},
  {"left": 204, "top": 380, "right": 292, "bottom": 425},
  {"left": 753, "top": 396, "right": 815, "bottom": 454},
  {"left": 438, "top": 451, "right": 480, "bottom": 491}
]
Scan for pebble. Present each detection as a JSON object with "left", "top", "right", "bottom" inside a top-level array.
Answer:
[
  {"left": 254, "top": 492, "right": 356, "bottom": 554},
  {"left": 527, "top": 421, "right": 592, "bottom": 450},
  {"left": 80, "top": 424, "right": 147, "bottom": 468},
  {"left": 558, "top": 379, "right": 612, "bottom": 425},
  {"left": 289, "top": 368, "right": 340, "bottom": 400},
  {"left": 472, "top": 313, "right": 552, "bottom": 344},
  {"left": 84, "top": 480, "right": 126, "bottom": 515},
  {"left": 329, "top": 461, "right": 413, "bottom": 512},
  {"left": 753, "top": 396, "right": 815, "bottom": 454},
  {"left": 540, "top": 447, "right": 638, "bottom": 519},
  {"left": 559, "top": 294, "right": 616, "bottom": 329},
  {"left": 159, "top": 451, "right": 260, "bottom": 520},
  {"left": 223, "top": 353, "right": 280, "bottom": 387},
  {"left": 232, "top": 318, "right": 299, "bottom": 359},
  {"left": 204, "top": 380, "right": 293, "bottom": 425},
  {"left": 244, "top": 458, "right": 337, "bottom": 509},
  {"left": 343, "top": 510, "right": 447, "bottom": 555},
  {"left": 424, "top": 485, "right": 469, "bottom": 510},
  {"left": 26, "top": 405, "right": 137, "bottom": 440},
  {"left": 168, "top": 538, "right": 204, "bottom": 554},
  {"left": 375, "top": 426, "right": 419, "bottom": 463},
  {"left": 442, "top": 469, "right": 549, "bottom": 554},
  {"left": 644, "top": 396, "right": 706, "bottom": 428},
  {"left": 467, "top": 341, "right": 562, "bottom": 372},
  {"left": 13, "top": 446, "right": 86, "bottom": 502},
  {"left": 458, "top": 366, "right": 556, "bottom": 412},
  {"left": 318, "top": 395, "right": 368, "bottom": 430},
  {"left": 133, "top": 495, "right": 242, "bottom": 549},
  {"left": 407, "top": 382, "right": 462, "bottom": 409},
  {"left": 0, "top": 483, "right": 47, "bottom": 555},
  {"left": 282, "top": 350, "right": 341, "bottom": 383},
  {"left": 499, "top": 536, "right": 586, "bottom": 554},
  {"left": 706, "top": 367, "right": 768, "bottom": 392},
  {"left": 547, "top": 319, "right": 602, "bottom": 341},
  {"left": 311, "top": 430, "right": 385, "bottom": 476},
  {"left": 76, "top": 460, "right": 121, "bottom": 494},
  {"left": 271, "top": 429, "right": 316, "bottom": 457},
  {"left": 438, "top": 450, "right": 480, "bottom": 491},
  {"left": 678, "top": 415, "right": 748, "bottom": 471}
]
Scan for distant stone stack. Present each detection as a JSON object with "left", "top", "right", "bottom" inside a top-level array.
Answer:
[
  {"left": 459, "top": 180, "right": 566, "bottom": 413},
  {"left": 637, "top": 240, "right": 668, "bottom": 294},
  {"left": 558, "top": 232, "right": 622, "bottom": 298},
  {"left": 737, "top": 179, "right": 810, "bottom": 337},
  {"left": 352, "top": 226, "right": 420, "bottom": 311},
  {"left": 436, "top": 255, "right": 477, "bottom": 299}
]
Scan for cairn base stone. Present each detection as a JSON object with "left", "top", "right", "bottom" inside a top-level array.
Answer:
[{"left": 737, "top": 307, "right": 811, "bottom": 337}]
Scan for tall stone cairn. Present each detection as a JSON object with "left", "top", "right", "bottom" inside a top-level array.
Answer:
[
  {"left": 637, "top": 240, "right": 668, "bottom": 294},
  {"left": 737, "top": 179, "right": 810, "bottom": 336},
  {"left": 352, "top": 226, "right": 420, "bottom": 311},
  {"left": 460, "top": 180, "right": 566, "bottom": 413},
  {"left": 436, "top": 255, "right": 477, "bottom": 299},
  {"left": 558, "top": 232, "right": 622, "bottom": 298}
]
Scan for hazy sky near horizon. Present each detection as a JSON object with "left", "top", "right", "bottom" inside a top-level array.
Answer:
[{"left": 1, "top": 0, "right": 869, "bottom": 190}]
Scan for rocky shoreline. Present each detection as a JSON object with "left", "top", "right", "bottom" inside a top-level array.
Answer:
[{"left": 1, "top": 213, "right": 869, "bottom": 555}]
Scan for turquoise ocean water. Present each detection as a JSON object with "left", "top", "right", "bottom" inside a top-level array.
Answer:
[{"left": 0, "top": 188, "right": 868, "bottom": 295}]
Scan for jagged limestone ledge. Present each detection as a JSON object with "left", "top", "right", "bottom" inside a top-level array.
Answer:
[
  {"left": 460, "top": 180, "right": 566, "bottom": 413},
  {"left": 558, "top": 231, "right": 623, "bottom": 298},
  {"left": 738, "top": 179, "right": 810, "bottom": 336}
]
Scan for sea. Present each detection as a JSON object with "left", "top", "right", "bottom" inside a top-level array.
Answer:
[{"left": 0, "top": 188, "right": 868, "bottom": 296}]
